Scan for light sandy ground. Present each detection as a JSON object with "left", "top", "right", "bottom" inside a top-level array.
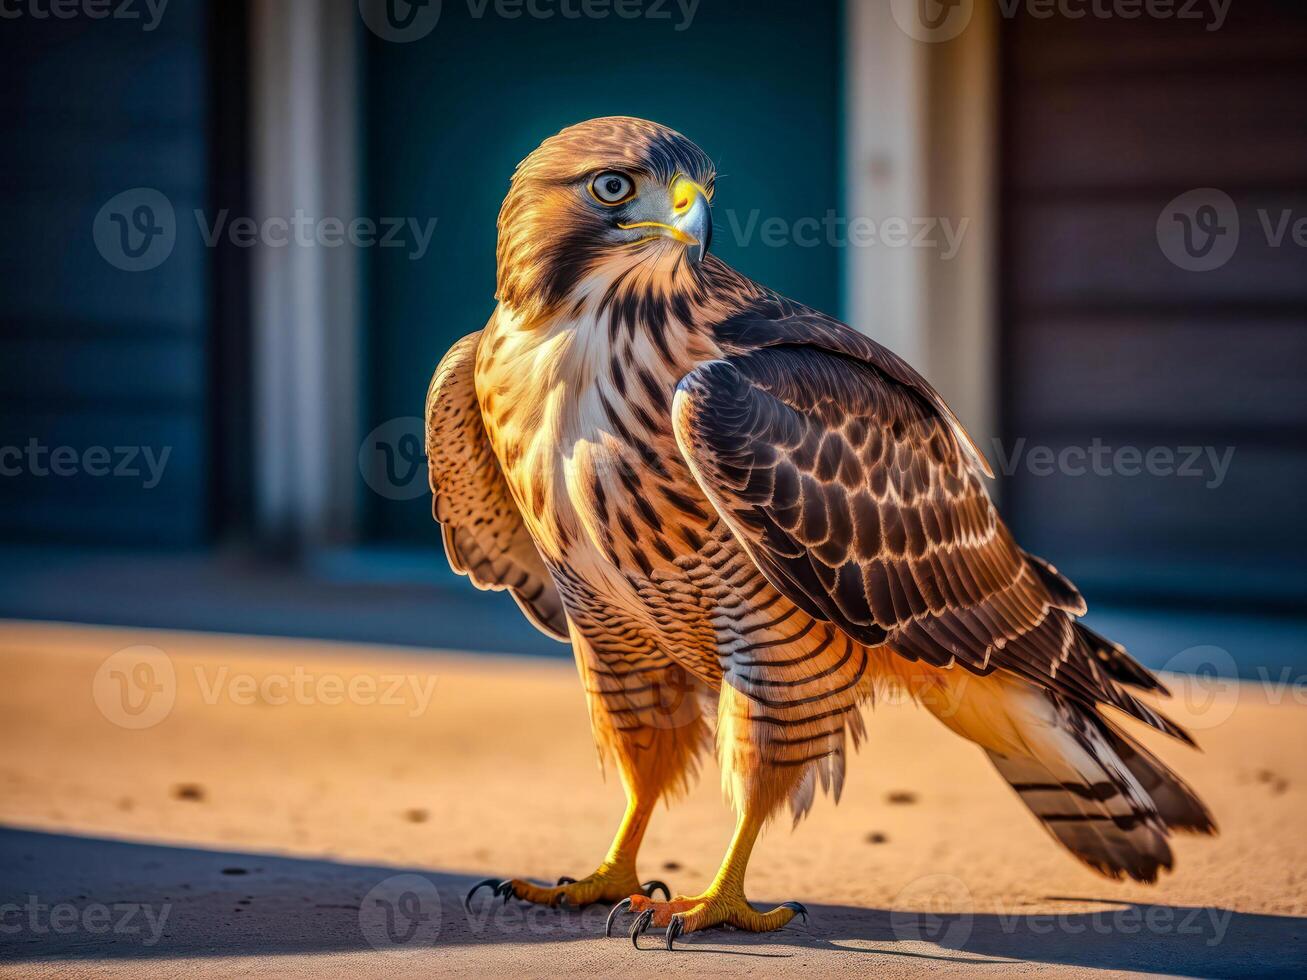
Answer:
[{"left": 0, "top": 619, "right": 1303, "bottom": 978}]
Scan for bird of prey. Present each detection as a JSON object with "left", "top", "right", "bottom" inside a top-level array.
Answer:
[{"left": 429, "top": 117, "right": 1215, "bottom": 948}]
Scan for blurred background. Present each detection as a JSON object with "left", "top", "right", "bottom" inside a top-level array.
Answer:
[{"left": 1, "top": 0, "right": 1304, "bottom": 671}]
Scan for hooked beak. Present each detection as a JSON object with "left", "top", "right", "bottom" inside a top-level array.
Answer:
[
  {"left": 671, "top": 175, "right": 712, "bottom": 264},
  {"left": 617, "top": 175, "right": 713, "bottom": 264}
]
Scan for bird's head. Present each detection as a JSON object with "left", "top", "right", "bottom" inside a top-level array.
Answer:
[{"left": 496, "top": 116, "right": 716, "bottom": 322}]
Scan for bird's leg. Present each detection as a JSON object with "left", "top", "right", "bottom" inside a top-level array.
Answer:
[
  {"left": 468, "top": 793, "right": 668, "bottom": 909},
  {"left": 468, "top": 641, "right": 709, "bottom": 913},
  {"left": 611, "top": 808, "right": 806, "bottom": 947},
  {"left": 606, "top": 683, "right": 817, "bottom": 946}
]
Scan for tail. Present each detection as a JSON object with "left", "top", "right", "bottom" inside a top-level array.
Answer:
[{"left": 925, "top": 670, "right": 1216, "bottom": 883}]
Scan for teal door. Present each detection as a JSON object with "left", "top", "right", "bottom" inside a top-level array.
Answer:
[{"left": 362, "top": 0, "right": 845, "bottom": 541}]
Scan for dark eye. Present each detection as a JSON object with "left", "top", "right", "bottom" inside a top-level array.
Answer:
[{"left": 590, "top": 171, "right": 635, "bottom": 205}]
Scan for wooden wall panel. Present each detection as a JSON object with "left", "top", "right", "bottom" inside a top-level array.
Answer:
[
  {"left": 1009, "top": 317, "right": 1307, "bottom": 431},
  {"left": 0, "top": 4, "right": 212, "bottom": 547},
  {"left": 999, "top": 0, "right": 1307, "bottom": 608}
]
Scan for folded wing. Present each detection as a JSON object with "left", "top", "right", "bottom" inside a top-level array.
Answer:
[
  {"left": 426, "top": 330, "right": 569, "bottom": 641},
  {"left": 672, "top": 340, "right": 1187, "bottom": 742}
]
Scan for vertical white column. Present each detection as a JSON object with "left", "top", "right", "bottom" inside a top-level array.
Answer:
[
  {"left": 250, "top": 0, "right": 360, "bottom": 546},
  {"left": 844, "top": 0, "right": 998, "bottom": 459},
  {"left": 922, "top": 0, "right": 999, "bottom": 460},
  {"left": 844, "top": 0, "right": 928, "bottom": 367}
]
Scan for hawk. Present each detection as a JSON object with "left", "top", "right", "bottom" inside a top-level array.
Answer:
[{"left": 430, "top": 117, "right": 1215, "bottom": 948}]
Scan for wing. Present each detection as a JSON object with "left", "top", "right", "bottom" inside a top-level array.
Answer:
[
  {"left": 711, "top": 292, "right": 995, "bottom": 479},
  {"left": 673, "top": 339, "right": 1189, "bottom": 743},
  {"left": 426, "top": 329, "right": 569, "bottom": 642}
]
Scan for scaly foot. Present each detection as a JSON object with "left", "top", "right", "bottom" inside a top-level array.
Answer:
[
  {"left": 607, "top": 888, "right": 808, "bottom": 949},
  {"left": 465, "top": 867, "right": 670, "bottom": 910}
]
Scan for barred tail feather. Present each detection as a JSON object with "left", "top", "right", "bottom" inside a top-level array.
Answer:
[
  {"left": 924, "top": 671, "right": 1210, "bottom": 883},
  {"left": 1097, "top": 719, "right": 1217, "bottom": 835},
  {"left": 987, "top": 741, "right": 1174, "bottom": 884}
]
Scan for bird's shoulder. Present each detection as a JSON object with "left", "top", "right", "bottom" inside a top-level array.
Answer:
[{"left": 694, "top": 279, "right": 990, "bottom": 477}]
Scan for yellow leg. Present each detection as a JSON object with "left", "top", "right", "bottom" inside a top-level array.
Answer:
[
  {"left": 466, "top": 793, "right": 670, "bottom": 909},
  {"left": 611, "top": 809, "right": 807, "bottom": 948},
  {"left": 468, "top": 637, "right": 709, "bottom": 914}
]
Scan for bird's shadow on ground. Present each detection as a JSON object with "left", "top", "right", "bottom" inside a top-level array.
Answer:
[{"left": 1, "top": 827, "right": 1302, "bottom": 977}]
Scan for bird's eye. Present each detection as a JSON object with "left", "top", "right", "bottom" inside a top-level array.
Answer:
[{"left": 589, "top": 171, "right": 635, "bottom": 206}]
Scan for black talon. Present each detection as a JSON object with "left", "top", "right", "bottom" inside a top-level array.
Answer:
[
  {"left": 781, "top": 901, "right": 809, "bottom": 923},
  {"left": 465, "top": 877, "right": 501, "bottom": 911},
  {"left": 665, "top": 916, "right": 684, "bottom": 950},
  {"left": 499, "top": 880, "right": 516, "bottom": 904},
  {"left": 605, "top": 897, "right": 633, "bottom": 937},
  {"left": 629, "top": 908, "right": 654, "bottom": 949},
  {"left": 641, "top": 879, "right": 670, "bottom": 901}
]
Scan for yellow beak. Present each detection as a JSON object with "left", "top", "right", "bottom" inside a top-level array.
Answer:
[{"left": 618, "top": 175, "right": 713, "bottom": 263}]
